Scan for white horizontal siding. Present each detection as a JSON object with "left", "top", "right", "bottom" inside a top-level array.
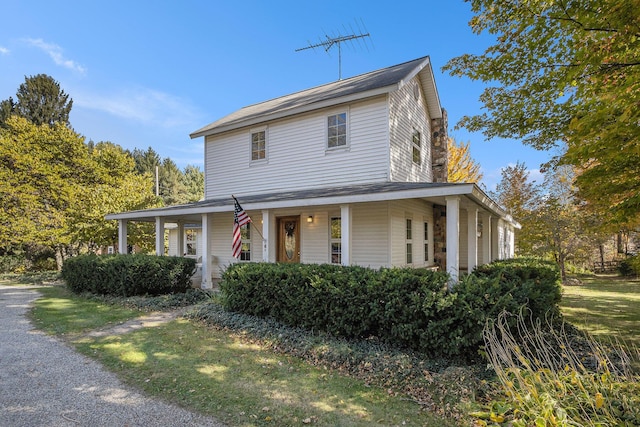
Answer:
[
  {"left": 301, "top": 211, "right": 329, "bottom": 264},
  {"left": 205, "top": 97, "right": 390, "bottom": 199},
  {"left": 389, "top": 77, "right": 433, "bottom": 183},
  {"left": 351, "top": 202, "right": 390, "bottom": 269},
  {"left": 388, "top": 199, "right": 434, "bottom": 268}
]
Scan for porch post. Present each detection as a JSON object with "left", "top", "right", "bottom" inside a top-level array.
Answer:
[
  {"left": 491, "top": 216, "right": 499, "bottom": 261},
  {"left": 340, "top": 204, "right": 351, "bottom": 266},
  {"left": 200, "top": 213, "right": 212, "bottom": 289},
  {"left": 176, "top": 222, "right": 185, "bottom": 256},
  {"left": 467, "top": 208, "right": 478, "bottom": 272},
  {"left": 155, "top": 217, "right": 165, "bottom": 256},
  {"left": 262, "top": 210, "right": 271, "bottom": 262},
  {"left": 118, "top": 219, "right": 128, "bottom": 254},
  {"left": 446, "top": 196, "right": 460, "bottom": 287},
  {"left": 481, "top": 212, "right": 492, "bottom": 264}
]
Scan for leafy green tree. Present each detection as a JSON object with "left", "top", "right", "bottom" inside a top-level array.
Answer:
[
  {"left": 9, "top": 74, "right": 73, "bottom": 126},
  {"left": 182, "top": 164, "right": 204, "bottom": 202},
  {"left": 0, "top": 116, "right": 90, "bottom": 264},
  {"left": 131, "top": 146, "right": 161, "bottom": 176},
  {"left": 70, "top": 142, "right": 161, "bottom": 252},
  {"left": 447, "top": 137, "right": 483, "bottom": 183},
  {"left": 158, "top": 158, "right": 188, "bottom": 205},
  {"left": 0, "top": 97, "right": 15, "bottom": 128},
  {"left": 444, "top": 0, "right": 640, "bottom": 226},
  {"left": 490, "top": 161, "right": 541, "bottom": 255}
]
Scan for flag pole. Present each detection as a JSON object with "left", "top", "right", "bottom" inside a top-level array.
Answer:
[{"left": 232, "top": 195, "right": 266, "bottom": 241}]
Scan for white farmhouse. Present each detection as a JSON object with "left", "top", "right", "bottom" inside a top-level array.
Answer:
[{"left": 107, "top": 56, "right": 518, "bottom": 288}]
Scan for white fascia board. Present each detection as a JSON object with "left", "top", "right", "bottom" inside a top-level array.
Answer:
[
  {"left": 106, "top": 184, "right": 477, "bottom": 221},
  {"left": 190, "top": 85, "right": 396, "bottom": 139}
]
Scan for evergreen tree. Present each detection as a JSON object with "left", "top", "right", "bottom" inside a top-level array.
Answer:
[{"left": 11, "top": 74, "right": 73, "bottom": 126}]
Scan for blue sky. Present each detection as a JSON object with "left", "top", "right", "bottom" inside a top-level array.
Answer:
[{"left": 0, "top": 0, "right": 549, "bottom": 191}]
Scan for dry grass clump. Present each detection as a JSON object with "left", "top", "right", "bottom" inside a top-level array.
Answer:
[{"left": 474, "top": 310, "right": 640, "bottom": 426}]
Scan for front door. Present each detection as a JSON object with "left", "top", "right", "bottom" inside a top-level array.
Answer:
[{"left": 277, "top": 216, "right": 300, "bottom": 263}]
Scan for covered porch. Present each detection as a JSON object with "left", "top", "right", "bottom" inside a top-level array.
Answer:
[{"left": 106, "top": 182, "right": 518, "bottom": 289}]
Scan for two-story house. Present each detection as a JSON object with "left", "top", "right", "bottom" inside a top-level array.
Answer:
[{"left": 107, "top": 56, "right": 518, "bottom": 288}]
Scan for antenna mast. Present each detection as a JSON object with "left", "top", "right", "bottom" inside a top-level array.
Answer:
[{"left": 296, "top": 22, "right": 372, "bottom": 80}]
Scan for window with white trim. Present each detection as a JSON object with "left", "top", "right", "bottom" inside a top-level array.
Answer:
[
  {"left": 423, "top": 222, "right": 429, "bottom": 262},
  {"left": 186, "top": 229, "right": 197, "bottom": 256},
  {"left": 406, "top": 218, "right": 413, "bottom": 264},
  {"left": 412, "top": 128, "right": 422, "bottom": 164},
  {"left": 251, "top": 130, "right": 266, "bottom": 161},
  {"left": 240, "top": 223, "right": 251, "bottom": 261},
  {"left": 330, "top": 217, "right": 342, "bottom": 264},
  {"left": 327, "top": 112, "right": 347, "bottom": 148}
]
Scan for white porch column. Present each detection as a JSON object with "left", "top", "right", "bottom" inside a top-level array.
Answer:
[
  {"left": 340, "top": 204, "right": 351, "bottom": 266},
  {"left": 155, "top": 217, "right": 165, "bottom": 256},
  {"left": 446, "top": 196, "right": 460, "bottom": 287},
  {"left": 467, "top": 208, "right": 478, "bottom": 272},
  {"left": 118, "top": 219, "right": 128, "bottom": 254},
  {"left": 261, "top": 210, "right": 271, "bottom": 262},
  {"left": 201, "top": 213, "right": 212, "bottom": 289},
  {"left": 481, "top": 212, "right": 492, "bottom": 265},
  {"left": 491, "top": 216, "right": 500, "bottom": 261},
  {"left": 176, "top": 222, "right": 185, "bottom": 256}
]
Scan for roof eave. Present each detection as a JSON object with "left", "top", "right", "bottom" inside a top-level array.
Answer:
[{"left": 189, "top": 84, "right": 398, "bottom": 139}]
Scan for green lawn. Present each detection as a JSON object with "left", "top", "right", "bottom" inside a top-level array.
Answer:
[
  {"left": 26, "top": 283, "right": 453, "bottom": 427},
  {"left": 561, "top": 275, "right": 640, "bottom": 348}
]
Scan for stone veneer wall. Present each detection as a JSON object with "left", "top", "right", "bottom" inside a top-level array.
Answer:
[
  {"left": 433, "top": 204, "right": 447, "bottom": 271},
  {"left": 431, "top": 108, "right": 449, "bottom": 183}
]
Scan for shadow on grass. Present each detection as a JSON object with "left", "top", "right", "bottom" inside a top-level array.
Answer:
[
  {"left": 74, "top": 320, "right": 449, "bottom": 427},
  {"left": 561, "top": 275, "right": 640, "bottom": 348}
]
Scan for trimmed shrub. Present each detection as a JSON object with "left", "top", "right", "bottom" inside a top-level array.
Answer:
[
  {"left": 61, "top": 254, "right": 196, "bottom": 296},
  {"left": 619, "top": 255, "right": 640, "bottom": 276},
  {"left": 220, "top": 258, "right": 561, "bottom": 358}
]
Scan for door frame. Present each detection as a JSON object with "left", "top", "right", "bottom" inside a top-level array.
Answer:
[{"left": 276, "top": 216, "right": 301, "bottom": 263}]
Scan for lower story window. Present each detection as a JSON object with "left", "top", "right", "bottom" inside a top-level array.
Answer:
[
  {"left": 330, "top": 217, "right": 341, "bottom": 264},
  {"left": 186, "top": 229, "right": 197, "bottom": 256},
  {"left": 240, "top": 223, "right": 251, "bottom": 261}
]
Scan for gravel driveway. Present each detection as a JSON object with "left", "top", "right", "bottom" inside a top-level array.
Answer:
[{"left": 0, "top": 284, "right": 226, "bottom": 427}]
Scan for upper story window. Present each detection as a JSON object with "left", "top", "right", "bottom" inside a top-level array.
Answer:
[
  {"left": 327, "top": 112, "right": 347, "bottom": 149},
  {"left": 251, "top": 130, "right": 266, "bottom": 161},
  {"left": 412, "top": 128, "right": 422, "bottom": 165}
]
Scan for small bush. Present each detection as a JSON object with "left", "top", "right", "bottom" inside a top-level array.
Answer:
[
  {"left": 619, "top": 255, "right": 640, "bottom": 276},
  {"left": 61, "top": 254, "right": 196, "bottom": 296}
]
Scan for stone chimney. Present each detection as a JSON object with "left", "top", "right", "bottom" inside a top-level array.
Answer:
[{"left": 431, "top": 108, "right": 448, "bottom": 183}]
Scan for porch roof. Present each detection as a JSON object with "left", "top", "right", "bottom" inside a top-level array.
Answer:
[{"left": 106, "top": 182, "right": 518, "bottom": 227}]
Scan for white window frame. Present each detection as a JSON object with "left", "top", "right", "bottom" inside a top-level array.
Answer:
[
  {"left": 185, "top": 229, "right": 198, "bottom": 257},
  {"left": 423, "top": 221, "right": 429, "bottom": 262},
  {"left": 250, "top": 127, "right": 268, "bottom": 163},
  {"left": 412, "top": 127, "right": 422, "bottom": 165},
  {"left": 330, "top": 216, "right": 342, "bottom": 264},
  {"left": 240, "top": 223, "right": 251, "bottom": 261},
  {"left": 326, "top": 110, "right": 349, "bottom": 151},
  {"left": 406, "top": 218, "right": 413, "bottom": 265}
]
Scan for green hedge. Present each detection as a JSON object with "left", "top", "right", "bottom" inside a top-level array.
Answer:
[
  {"left": 219, "top": 258, "right": 561, "bottom": 358},
  {"left": 61, "top": 254, "right": 196, "bottom": 296}
]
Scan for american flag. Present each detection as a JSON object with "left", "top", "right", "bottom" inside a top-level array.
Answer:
[{"left": 232, "top": 196, "right": 251, "bottom": 259}]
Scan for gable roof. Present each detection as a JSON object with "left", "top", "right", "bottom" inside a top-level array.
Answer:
[{"left": 190, "top": 56, "right": 442, "bottom": 139}]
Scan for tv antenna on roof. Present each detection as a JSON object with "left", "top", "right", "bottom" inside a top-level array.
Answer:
[{"left": 296, "top": 19, "right": 372, "bottom": 80}]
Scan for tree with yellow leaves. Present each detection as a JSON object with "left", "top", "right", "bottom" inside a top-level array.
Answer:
[{"left": 447, "top": 137, "right": 483, "bottom": 183}]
